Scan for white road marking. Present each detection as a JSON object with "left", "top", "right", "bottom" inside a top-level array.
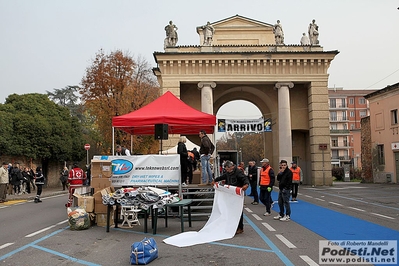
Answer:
[
  {"left": 0, "top": 243, "right": 14, "bottom": 250},
  {"left": 304, "top": 195, "right": 313, "bottom": 198},
  {"left": 244, "top": 207, "right": 253, "bottom": 213},
  {"left": 371, "top": 213, "right": 395, "bottom": 220},
  {"left": 300, "top": 255, "right": 319, "bottom": 266},
  {"left": 57, "top": 220, "right": 68, "bottom": 225},
  {"left": 252, "top": 214, "right": 263, "bottom": 221},
  {"left": 315, "top": 198, "right": 325, "bottom": 202},
  {"left": 262, "top": 222, "right": 276, "bottom": 232},
  {"left": 329, "top": 202, "right": 343, "bottom": 206},
  {"left": 25, "top": 225, "right": 57, "bottom": 237},
  {"left": 275, "top": 234, "right": 297, "bottom": 248},
  {"left": 347, "top": 207, "right": 365, "bottom": 212}
]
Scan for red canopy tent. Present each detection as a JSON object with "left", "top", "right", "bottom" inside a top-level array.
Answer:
[{"left": 112, "top": 91, "right": 216, "bottom": 135}]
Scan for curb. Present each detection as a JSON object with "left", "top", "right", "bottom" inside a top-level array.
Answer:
[{"left": 6, "top": 191, "right": 69, "bottom": 202}]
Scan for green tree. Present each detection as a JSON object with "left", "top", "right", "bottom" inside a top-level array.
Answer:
[
  {"left": 0, "top": 93, "right": 85, "bottom": 162},
  {"left": 47, "top": 85, "right": 84, "bottom": 121}
]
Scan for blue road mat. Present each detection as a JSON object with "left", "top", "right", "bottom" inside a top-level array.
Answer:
[{"left": 249, "top": 188, "right": 399, "bottom": 265}]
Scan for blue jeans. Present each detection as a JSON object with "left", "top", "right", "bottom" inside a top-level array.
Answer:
[
  {"left": 278, "top": 188, "right": 291, "bottom": 217},
  {"left": 200, "top": 154, "right": 212, "bottom": 183}
]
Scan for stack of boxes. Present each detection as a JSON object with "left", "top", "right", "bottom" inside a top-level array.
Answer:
[{"left": 91, "top": 159, "right": 114, "bottom": 226}]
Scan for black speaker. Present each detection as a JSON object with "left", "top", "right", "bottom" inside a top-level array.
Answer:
[{"left": 154, "top": 124, "right": 168, "bottom": 140}]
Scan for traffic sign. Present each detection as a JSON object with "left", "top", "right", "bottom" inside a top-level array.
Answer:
[{"left": 84, "top": 144, "right": 90, "bottom": 150}]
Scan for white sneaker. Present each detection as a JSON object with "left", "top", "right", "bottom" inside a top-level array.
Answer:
[
  {"left": 182, "top": 182, "right": 188, "bottom": 187},
  {"left": 279, "top": 215, "right": 290, "bottom": 221},
  {"left": 263, "top": 212, "right": 271, "bottom": 216},
  {"left": 273, "top": 215, "right": 282, "bottom": 220}
]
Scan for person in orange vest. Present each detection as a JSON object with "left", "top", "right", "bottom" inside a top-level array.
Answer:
[
  {"left": 290, "top": 161, "right": 303, "bottom": 202},
  {"left": 258, "top": 158, "right": 275, "bottom": 216}
]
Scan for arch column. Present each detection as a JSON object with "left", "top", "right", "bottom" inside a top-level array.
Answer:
[
  {"left": 198, "top": 82, "right": 216, "bottom": 115},
  {"left": 275, "top": 82, "right": 294, "bottom": 164}
]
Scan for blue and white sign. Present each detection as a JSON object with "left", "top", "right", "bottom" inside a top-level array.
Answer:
[{"left": 93, "top": 154, "right": 180, "bottom": 186}]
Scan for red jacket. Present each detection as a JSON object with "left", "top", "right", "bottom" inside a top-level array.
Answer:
[{"left": 68, "top": 167, "right": 86, "bottom": 185}]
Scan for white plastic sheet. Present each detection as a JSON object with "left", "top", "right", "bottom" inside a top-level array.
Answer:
[{"left": 163, "top": 184, "right": 244, "bottom": 247}]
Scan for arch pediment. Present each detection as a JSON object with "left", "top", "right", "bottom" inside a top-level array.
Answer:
[
  {"left": 198, "top": 14, "right": 275, "bottom": 46},
  {"left": 213, "top": 14, "right": 273, "bottom": 28}
]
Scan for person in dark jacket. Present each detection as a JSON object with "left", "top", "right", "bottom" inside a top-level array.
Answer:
[
  {"left": 212, "top": 160, "right": 249, "bottom": 235},
  {"left": 10, "top": 163, "right": 22, "bottom": 195},
  {"left": 21, "top": 167, "right": 32, "bottom": 194},
  {"left": 60, "top": 166, "right": 69, "bottom": 191},
  {"left": 34, "top": 166, "right": 45, "bottom": 203},
  {"left": 247, "top": 161, "right": 259, "bottom": 204},
  {"left": 115, "top": 145, "right": 131, "bottom": 156},
  {"left": 199, "top": 130, "right": 215, "bottom": 184},
  {"left": 177, "top": 136, "right": 188, "bottom": 185},
  {"left": 191, "top": 147, "right": 200, "bottom": 171},
  {"left": 273, "top": 160, "right": 292, "bottom": 221}
]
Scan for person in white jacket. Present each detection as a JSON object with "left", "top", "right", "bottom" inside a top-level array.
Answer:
[{"left": 0, "top": 162, "right": 9, "bottom": 203}]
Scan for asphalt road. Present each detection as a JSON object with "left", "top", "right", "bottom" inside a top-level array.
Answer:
[{"left": 0, "top": 182, "right": 398, "bottom": 266}]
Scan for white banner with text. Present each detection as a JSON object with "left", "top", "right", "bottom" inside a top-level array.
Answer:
[
  {"left": 217, "top": 118, "right": 271, "bottom": 133},
  {"left": 92, "top": 155, "right": 180, "bottom": 186}
]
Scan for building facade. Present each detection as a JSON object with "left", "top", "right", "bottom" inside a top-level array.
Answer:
[
  {"left": 328, "top": 88, "right": 376, "bottom": 168},
  {"left": 364, "top": 82, "right": 399, "bottom": 183},
  {"left": 154, "top": 15, "right": 339, "bottom": 185}
]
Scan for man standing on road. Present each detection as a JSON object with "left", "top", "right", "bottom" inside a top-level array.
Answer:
[
  {"left": 259, "top": 158, "right": 275, "bottom": 216},
  {"left": 65, "top": 162, "right": 86, "bottom": 207},
  {"left": 248, "top": 161, "right": 259, "bottom": 205},
  {"left": 274, "top": 160, "right": 292, "bottom": 221},
  {"left": 212, "top": 160, "right": 249, "bottom": 235},
  {"left": 0, "top": 162, "right": 9, "bottom": 203},
  {"left": 290, "top": 161, "right": 303, "bottom": 201}
]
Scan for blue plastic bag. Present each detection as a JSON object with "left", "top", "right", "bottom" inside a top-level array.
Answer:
[{"left": 130, "top": 237, "right": 158, "bottom": 265}]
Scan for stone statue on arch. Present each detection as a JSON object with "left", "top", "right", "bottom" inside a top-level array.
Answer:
[
  {"left": 273, "top": 20, "right": 284, "bottom": 45},
  {"left": 197, "top": 21, "right": 215, "bottom": 46},
  {"left": 308, "top": 19, "right": 319, "bottom": 45},
  {"left": 164, "top": 20, "right": 178, "bottom": 48}
]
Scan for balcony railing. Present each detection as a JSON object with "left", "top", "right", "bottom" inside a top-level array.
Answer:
[
  {"left": 330, "top": 129, "right": 350, "bottom": 134},
  {"left": 329, "top": 105, "right": 347, "bottom": 109},
  {"left": 330, "top": 117, "right": 349, "bottom": 122},
  {"left": 331, "top": 156, "right": 351, "bottom": 161}
]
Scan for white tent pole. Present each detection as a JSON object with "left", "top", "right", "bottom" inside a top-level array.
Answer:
[
  {"left": 112, "top": 127, "right": 115, "bottom": 155},
  {"left": 130, "top": 134, "right": 133, "bottom": 155}
]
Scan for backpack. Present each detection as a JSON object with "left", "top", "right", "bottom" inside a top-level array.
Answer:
[{"left": 187, "top": 151, "right": 195, "bottom": 163}]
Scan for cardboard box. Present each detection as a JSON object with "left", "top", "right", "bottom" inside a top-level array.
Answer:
[
  {"left": 73, "top": 193, "right": 94, "bottom": 213},
  {"left": 96, "top": 212, "right": 114, "bottom": 227},
  {"left": 93, "top": 186, "right": 115, "bottom": 213},
  {"left": 192, "top": 170, "right": 201, "bottom": 184},
  {"left": 91, "top": 178, "right": 111, "bottom": 193},
  {"left": 101, "top": 186, "right": 115, "bottom": 196},
  {"left": 91, "top": 159, "right": 113, "bottom": 178}
]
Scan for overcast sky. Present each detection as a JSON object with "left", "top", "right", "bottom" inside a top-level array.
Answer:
[{"left": 1, "top": 0, "right": 398, "bottom": 119}]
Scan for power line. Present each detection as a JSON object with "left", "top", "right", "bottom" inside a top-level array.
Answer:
[{"left": 365, "top": 67, "right": 399, "bottom": 89}]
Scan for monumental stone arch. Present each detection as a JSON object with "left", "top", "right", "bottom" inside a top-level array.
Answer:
[{"left": 153, "top": 15, "right": 339, "bottom": 186}]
